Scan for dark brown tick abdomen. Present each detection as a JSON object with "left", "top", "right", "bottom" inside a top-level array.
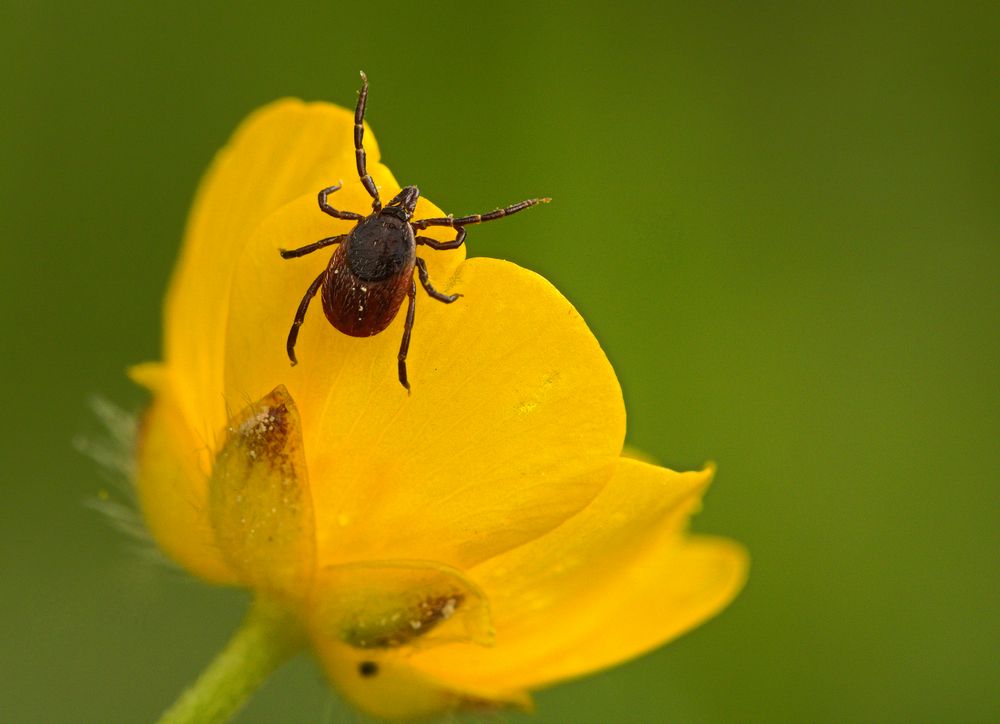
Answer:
[{"left": 321, "top": 217, "right": 415, "bottom": 337}]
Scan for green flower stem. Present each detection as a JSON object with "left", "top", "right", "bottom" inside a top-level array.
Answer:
[{"left": 157, "top": 596, "right": 307, "bottom": 724}]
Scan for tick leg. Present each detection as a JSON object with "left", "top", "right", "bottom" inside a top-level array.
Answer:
[
  {"left": 415, "top": 226, "right": 466, "bottom": 251},
  {"left": 412, "top": 198, "right": 550, "bottom": 230},
  {"left": 287, "top": 269, "right": 327, "bottom": 366},
  {"left": 397, "top": 279, "right": 417, "bottom": 391},
  {"left": 355, "top": 72, "right": 381, "bottom": 211},
  {"left": 279, "top": 234, "right": 346, "bottom": 259},
  {"left": 416, "top": 257, "right": 461, "bottom": 303},
  {"left": 318, "top": 184, "right": 364, "bottom": 222}
]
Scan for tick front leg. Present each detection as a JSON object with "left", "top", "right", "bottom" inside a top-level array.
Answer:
[
  {"left": 355, "top": 72, "right": 382, "bottom": 211},
  {"left": 318, "top": 183, "right": 364, "bottom": 222},
  {"left": 397, "top": 279, "right": 417, "bottom": 392},
  {"left": 279, "top": 234, "right": 346, "bottom": 259},
  {"left": 412, "top": 198, "right": 550, "bottom": 230},
  {"left": 415, "top": 226, "right": 466, "bottom": 251},
  {"left": 287, "top": 269, "right": 327, "bottom": 366},
  {"left": 415, "top": 257, "right": 461, "bottom": 303}
]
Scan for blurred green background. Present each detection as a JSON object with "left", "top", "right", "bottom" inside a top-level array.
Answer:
[{"left": 2, "top": 2, "right": 997, "bottom": 722}]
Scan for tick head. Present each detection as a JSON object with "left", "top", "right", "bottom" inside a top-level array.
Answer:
[{"left": 382, "top": 185, "right": 420, "bottom": 221}]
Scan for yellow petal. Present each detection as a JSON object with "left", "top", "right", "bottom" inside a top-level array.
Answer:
[
  {"left": 408, "top": 459, "right": 748, "bottom": 690},
  {"left": 224, "top": 238, "right": 624, "bottom": 568},
  {"left": 129, "top": 363, "right": 237, "bottom": 584},
  {"left": 165, "top": 99, "right": 449, "bottom": 450},
  {"left": 208, "top": 385, "right": 315, "bottom": 598}
]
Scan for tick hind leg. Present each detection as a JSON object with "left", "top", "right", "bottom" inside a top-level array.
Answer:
[
  {"left": 355, "top": 72, "right": 381, "bottom": 211},
  {"left": 397, "top": 279, "right": 417, "bottom": 391},
  {"left": 287, "top": 269, "right": 327, "bottom": 366},
  {"left": 415, "top": 257, "right": 461, "bottom": 303}
]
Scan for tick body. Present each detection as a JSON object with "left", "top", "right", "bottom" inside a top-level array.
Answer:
[
  {"left": 280, "top": 72, "right": 549, "bottom": 390},
  {"left": 322, "top": 210, "right": 416, "bottom": 337}
]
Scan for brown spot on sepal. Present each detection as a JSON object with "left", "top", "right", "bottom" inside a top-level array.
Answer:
[
  {"left": 232, "top": 401, "right": 291, "bottom": 464},
  {"left": 342, "top": 593, "right": 466, "bottom": 649}
]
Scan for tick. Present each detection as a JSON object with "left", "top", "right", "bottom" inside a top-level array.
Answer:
[{"left": 279, "top": 72, "right": 549, "bottom": 391}]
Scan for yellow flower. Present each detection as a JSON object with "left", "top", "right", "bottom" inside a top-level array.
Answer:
[{"left": 131, "top": 96, "right": 747, "bottom": 720}]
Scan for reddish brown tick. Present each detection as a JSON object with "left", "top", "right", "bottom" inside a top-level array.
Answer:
[{"left": 280, "top": 72, "right": 549, "bottom": 391}]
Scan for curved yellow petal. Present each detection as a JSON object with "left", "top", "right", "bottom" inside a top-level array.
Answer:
[
  {"left": 408, "top": 459, "right": 748, "bottom": 690},
  {"left": 462, "top": 537, "right": 747, "bottom": 690},
  {"left": 224, "top": 240, "right": 624, "bottom": 568},
  {"left": 129, "top": 363, "right": 237, "bottom": 584}
]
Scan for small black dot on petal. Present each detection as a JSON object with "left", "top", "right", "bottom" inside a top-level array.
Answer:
[{"left": 358, "top": 661, "right": 379, "bottom": 678}]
